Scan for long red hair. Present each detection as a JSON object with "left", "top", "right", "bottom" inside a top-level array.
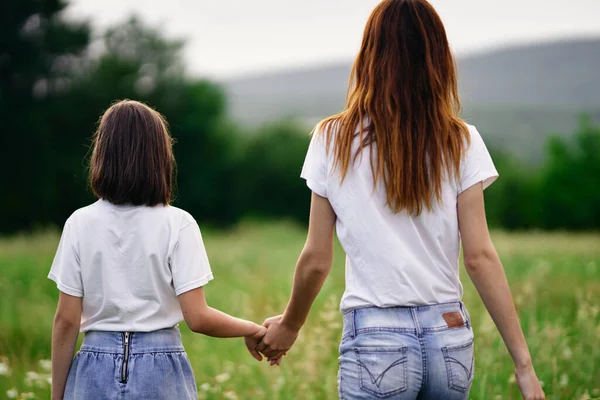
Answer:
[{"left": 321, "top": 0, "right": 469, "bottom": 215}]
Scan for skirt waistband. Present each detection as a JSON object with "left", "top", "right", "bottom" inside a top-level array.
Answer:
[{"left": 81, "top": 327, "right": 184, "bottom": 354}]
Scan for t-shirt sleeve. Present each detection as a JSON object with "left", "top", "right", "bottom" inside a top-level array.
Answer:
[
  {"left": 300, "top": 126, "right": 329, "bottom": 198},
  {"left": 459, "top": 125, "right": 499, "bottom": 194},
  {"left": 48, "top": 217, "right": 83, "bottom": 297},
  {"left": 170, "top": 217, "right": 214, "bottom": 296}
]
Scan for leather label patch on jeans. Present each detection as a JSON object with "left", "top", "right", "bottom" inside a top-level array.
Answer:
[{"left": 442, "top": 312, "right": 465, "bottom": 328}]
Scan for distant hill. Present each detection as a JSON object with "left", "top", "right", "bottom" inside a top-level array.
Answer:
[{"left": 224, "top": 38, "right": 600, "bottom": 162}]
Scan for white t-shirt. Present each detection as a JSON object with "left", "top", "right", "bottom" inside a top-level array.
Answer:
[
  {"left": 48, "top": 200, "right": 213, "bottom": 332},
  {"left": 301, "top": 123, "right": 498, "bottom": 312}
]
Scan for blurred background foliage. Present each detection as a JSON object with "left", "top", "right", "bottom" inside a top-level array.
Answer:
[{"left": 1, "top": 0, "right": 599, "bottom": 234}]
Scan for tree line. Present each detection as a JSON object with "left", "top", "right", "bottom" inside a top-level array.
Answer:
[{"left": 1, "top": 1, "right": 598, "bottom": 234}]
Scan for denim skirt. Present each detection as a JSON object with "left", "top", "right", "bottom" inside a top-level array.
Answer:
[{"left": 64, "top": 327, "right": 197, "bottom": 400}]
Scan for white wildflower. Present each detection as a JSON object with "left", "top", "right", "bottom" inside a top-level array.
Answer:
[
  {"left": 38, "top": 360, "right": 52, "bottom": 371},
  {"left": 24, "top": 371, "right": 40, "bottom": 386},
  {"left": 559, "top": 374, "right": 569, "bottom": 388},
  {"left": 223, "top": 391, "right": 239, "bottom": 400},
  {"left": 562, "top": 346, "right": 573, "bottom": 359},
  {"left": 199, "top": 383, "right": 211, "bottom": 392},
  {"left": 6, "top": 388, "right": 18, "bottom": 399},
  {"left": 215, "top": 372, "right": 230, "bottom": 383},
  {"left": 0, "top": 359, "right": 11, "bottom": 376},
  {"left": 579, "top": 391, "right": 591, "bottom": 400}
]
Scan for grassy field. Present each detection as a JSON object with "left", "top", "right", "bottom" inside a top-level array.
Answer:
[{"left": 0, "top": 221, "right": 599, "bottom": 399}]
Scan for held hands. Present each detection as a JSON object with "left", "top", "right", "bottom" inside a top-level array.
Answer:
[
  {"left": 244, "top": 315, "right": 300, "bottom": 366},
  {"left": 244, "top": 325, "right": 267, "bottom": 362}
]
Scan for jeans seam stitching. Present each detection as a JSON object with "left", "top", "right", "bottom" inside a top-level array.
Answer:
[
  {"left": 355, "top": 327, "right": 416, "bottom": 335},
  {"left": 356, "top": 348, "right": 408, "bottom": 397},
  {"left": 443, "top": 341, "right": 474, "bottom": 392},
  {"left": 419, "top": 335, "right": 428, "bottom": 389}
]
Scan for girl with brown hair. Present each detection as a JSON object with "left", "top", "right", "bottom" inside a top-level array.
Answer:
[{"left": 49, "top": 100, "right": 266, "bottom": 400}]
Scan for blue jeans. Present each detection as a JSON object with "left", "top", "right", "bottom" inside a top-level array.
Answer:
[
  {"left": 65, "top": 327, "right": 197, "bottom": 400},
  {"left": 339, "top": 302, "right": 474, "bottom": 399}
]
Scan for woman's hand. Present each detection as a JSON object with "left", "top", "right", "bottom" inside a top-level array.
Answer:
[
  {"left": 253, "top": 193, "right": 335, "bottom": 366},
  {"left": 256, "top": 315, "right": 299, "bottom": 360},
  {"left": 515, "top": 363, "right": 545, "bottom": 400}
]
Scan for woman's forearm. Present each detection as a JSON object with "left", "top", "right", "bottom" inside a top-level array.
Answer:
[
  {"left": 51, "top": 319, "right": 80, "bottom": 400},
  {"left": 281, "top": 249, "right": 332, "bottom": 331},
  {"left": 465, "top": 253, "right": 532, "bottom": 368}
]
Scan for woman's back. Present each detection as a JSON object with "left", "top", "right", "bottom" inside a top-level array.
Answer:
[
  {"left": 258, "top": 1, "right": 544, "bottom": 398},
  {"left": 302, "top": 123, "right": 497, "bottom": 311}
]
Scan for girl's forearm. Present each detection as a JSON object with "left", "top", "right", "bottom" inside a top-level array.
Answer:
[
  {"left": 51, "top": 320, "right": 80, "bottom": 400},
  {"left": 465, "top": 255, "right": 532, "bottom": 368},
  {"left": 192, "top": 307, "right": 261, "bottom": 338}
]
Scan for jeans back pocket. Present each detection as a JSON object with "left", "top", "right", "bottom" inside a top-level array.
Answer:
[
  {"left": 355, "top": 347, "right": 408, "bottom": 398},
  {"left": 442, "top": 339, "right": 474, "bottom": 392}
]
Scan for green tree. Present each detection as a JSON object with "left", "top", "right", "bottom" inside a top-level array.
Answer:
[
  {"left": 0, "top": 0, "right": 89, "bottom": 232},
  {"left": 0, "top": 13, "right": 236, "bottom": 232},
  {"left": 484, "top": 150, "right": 540, "bottom": 230},
  {"left": 234, "top": 120, "right": 311, "bottom": 223},
  {"left": 54, "top": 17, "right": 234, "bottom": 225},
  {"left": 537, "top": 118, "right": 600, "bottom": 229}
]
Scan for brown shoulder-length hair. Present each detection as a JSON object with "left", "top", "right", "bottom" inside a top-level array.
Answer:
[
  {"left": 90, "top": 100, "right": 175, "bottom": 206},
  {"left": 321, "top": 0, "right": 469, "bottom": 215}
]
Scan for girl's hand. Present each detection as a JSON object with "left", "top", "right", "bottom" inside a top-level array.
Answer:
[
  {"left": 268, "top": 354, "right": 285, "bottom": 366},
  {"left": 244, "top": 324, "right": 267, "bottom": 361},
  {"left": 515, "top": 364, "right": 545, "bottom": 400}
]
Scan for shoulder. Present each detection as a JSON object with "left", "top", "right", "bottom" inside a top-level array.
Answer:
[
  {"left": 65, "top": 201, "right": 103, "bottom": 227},
  {"left": 465, "top": 123, "right": 481, "bottom": 139},
  {"left": 164, "top": 206, "right": 198, "bottom": 230},
  {"left": 311, "top": 120, "right": 330, "bottom": 144},
  {"left": 310, "top": 115, "right": 348, "bottom": 151},
  {"left": 461, "top": 123, "right": 488, "bottom": 153},
  {"left": 465, "top": 124, "right": 492, "bottom": 145}
]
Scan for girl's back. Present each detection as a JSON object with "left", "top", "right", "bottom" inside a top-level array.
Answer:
[
  {"left": 49, "top": 100, "right": 266, "bottom": 400},
  {"left": 50, "top": 200, "right": 212, "bottom": 332}
]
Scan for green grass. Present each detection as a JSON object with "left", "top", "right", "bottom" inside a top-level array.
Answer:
[{"left": 1, "top": 222, "right": 599, "bottom": 399}]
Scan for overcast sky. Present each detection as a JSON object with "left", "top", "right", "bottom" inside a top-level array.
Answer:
[{"left": 66, "top": 0, "right": 600, "bottom": 79}]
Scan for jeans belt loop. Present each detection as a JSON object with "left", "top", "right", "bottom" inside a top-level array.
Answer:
[{"left": 459, "top": 302, "right": 471, "bottom": 329}]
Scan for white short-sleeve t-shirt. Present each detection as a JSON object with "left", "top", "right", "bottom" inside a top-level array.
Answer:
[
  {"left": 301, "top": 123, "right": 498, "bottom": 312},
  {"left": 48, "top": 200, "right": 213, "bottom": 332}
]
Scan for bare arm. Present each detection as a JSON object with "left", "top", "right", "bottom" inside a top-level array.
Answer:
[
  {"left": 51, "top": 292, "right": 82, "bottom": 400},
  {"left": 178, "top": 287, "right": 263, "bottom": 338},
  {"left": 458, "top": 183, "right": 544, "bottom": 400},
  {"left": 257, "top": 192, "right": 336, "bottom": 358}
]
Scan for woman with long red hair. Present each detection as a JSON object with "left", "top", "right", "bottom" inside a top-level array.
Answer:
[{"left": 252, "top": 0, "right": 544, "bottom": 398}]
